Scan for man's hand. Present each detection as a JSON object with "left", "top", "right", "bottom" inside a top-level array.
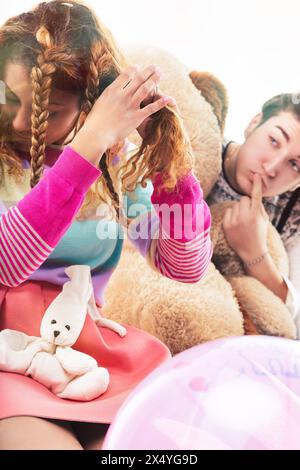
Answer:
[{"left": 222, "top": 173, "right": 269, "bottom": 263}]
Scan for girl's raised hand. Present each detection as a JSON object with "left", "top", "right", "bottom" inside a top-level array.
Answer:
[{"left": 83, "top": 64, "right": 175, "bottom": 151}]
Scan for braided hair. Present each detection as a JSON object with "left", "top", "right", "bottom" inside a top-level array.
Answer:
[{"left": 30, "top": 26, "right": 56, "bottom": 188}]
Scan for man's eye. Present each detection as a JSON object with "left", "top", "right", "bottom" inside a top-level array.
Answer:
[
  {"left": 290, "top": 160, "right": 300, "bottom": 173},
  {"left": 269, "top": 136, "right": 278, "bottom": 147}
]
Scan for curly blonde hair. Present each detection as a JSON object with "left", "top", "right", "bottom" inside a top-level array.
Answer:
[{"left": 0, "top": 0, "right": 193, "bottom": 220}]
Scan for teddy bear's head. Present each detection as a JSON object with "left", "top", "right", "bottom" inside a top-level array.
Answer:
[
  {"left": 40, "top": 301, "right": 86, "bottom": 347},
  {"left": 126, "top": 46, "right": 228, "bottom": 197}
]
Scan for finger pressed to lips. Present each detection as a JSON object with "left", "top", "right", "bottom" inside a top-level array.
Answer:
[
  {"left": 250, "top": 174, "right": 264, "bottom": 212},
  {"left": 250, "top": 171, "right": 268, "bottom": 192}
]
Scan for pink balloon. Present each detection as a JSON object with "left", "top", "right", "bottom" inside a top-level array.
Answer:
[{"left": 103, "top": 336, "right": 300, "bottom": 450}]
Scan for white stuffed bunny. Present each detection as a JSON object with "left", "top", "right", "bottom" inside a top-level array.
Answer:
[{"left": 0, "top": 265, "right": 126, "bottom": 401}]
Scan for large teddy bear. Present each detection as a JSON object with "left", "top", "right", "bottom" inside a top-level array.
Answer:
[{"left": 103, "top": 46, "right": 296, "bottom": 354}]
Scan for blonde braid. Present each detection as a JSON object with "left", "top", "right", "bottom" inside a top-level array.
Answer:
[{"left": 30, "top": 26, "right": 56, "bottom": 188}]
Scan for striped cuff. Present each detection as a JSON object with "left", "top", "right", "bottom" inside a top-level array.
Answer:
[
  {"left": 148, "top": 226, "right": 212, "bottom": 284},
  {"left": 0, "top": 206, "right": 53, "bottom": 286}
]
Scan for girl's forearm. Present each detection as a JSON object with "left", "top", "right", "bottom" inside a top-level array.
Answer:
[{"left": 70, "top": 128, "right": 107, "bottom": 167}]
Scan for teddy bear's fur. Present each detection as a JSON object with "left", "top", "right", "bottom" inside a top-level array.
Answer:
[{"left": 103, "top": 46, "right": 296, "bottom": 355}]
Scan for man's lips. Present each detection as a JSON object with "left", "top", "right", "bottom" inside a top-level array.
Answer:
[{"left": 249, "top": 171, "right": 269, "bottom": 191}]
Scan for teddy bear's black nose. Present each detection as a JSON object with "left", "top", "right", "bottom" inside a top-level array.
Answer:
[{"left": 53, "top": 330, "right": 60, "bottom": 338}]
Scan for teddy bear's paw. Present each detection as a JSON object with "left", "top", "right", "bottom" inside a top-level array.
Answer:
[
  {"left": 0, "top": 334, "right": 50, "bottom": 374},
  {"left": 95, "top": 317, "right": 127, "bottom": 337},
  {"left": 0, "top": 344, "right": 33, "bottom": 374},
  {"left": 0, "top": 329, "right": 37, "bottom": 351},
  {"left": 32, "top": 340, "right": 55, "bottom": 354},
  {"left": 57, "top": 367, "right": 110, "bottom": 401},
  {"left": 138, "top": 284, "right": 244, "bottom": 355},
  {"left": 229, "top": 276, "right": 297, "bottom": 339}
]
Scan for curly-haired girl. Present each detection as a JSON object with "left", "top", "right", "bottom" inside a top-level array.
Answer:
[{"left": 0, "top": 1, "right": 212, "bottom": 449}]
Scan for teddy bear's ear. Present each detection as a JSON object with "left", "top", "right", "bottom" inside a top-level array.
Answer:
[{"left": 189, "top": 71, "right": 228, "bottom": 134}]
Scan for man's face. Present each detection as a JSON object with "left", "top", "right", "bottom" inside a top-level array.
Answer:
[{"left": 235, "top": 111, "right": 300, "bottom": 197}]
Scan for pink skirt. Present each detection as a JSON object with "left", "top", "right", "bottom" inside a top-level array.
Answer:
[{"left": 0, "top": 281, "right": 170, "bottom": 424}]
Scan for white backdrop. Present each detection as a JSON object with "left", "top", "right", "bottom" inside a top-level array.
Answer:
[{"left": 1, "top": 0, "right": 300, "bottom": 141}]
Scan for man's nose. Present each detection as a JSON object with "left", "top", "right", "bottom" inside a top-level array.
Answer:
[
  {"left": 262, "top": 154, "right": 284, "bottom": 178},
  {"left": 12, "top": 107, "right": 31, "bottom": 133}
]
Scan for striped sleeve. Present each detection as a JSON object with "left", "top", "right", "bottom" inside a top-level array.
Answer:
[
  {"left": 150, "top": 171, "right": 212, "bottom": 283},
  {"left": 151, "top": 223, "right": 212, "bottom": 283},
  {"left": 127, "top": 171, "right": 212, "bottom": 284},
  {"left": 0, "top": 146, "right": 101, "bottom": 287},
  {"left": 0, "top": 206, "right": 53, "bottom": 286}
]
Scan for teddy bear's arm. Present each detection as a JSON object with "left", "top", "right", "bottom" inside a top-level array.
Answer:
[
  {"left": 56, "top": 346, "right": 98, "bottom": 375},
  {"left": 0, "top": 330, "right": 54, "bottom": 374}
]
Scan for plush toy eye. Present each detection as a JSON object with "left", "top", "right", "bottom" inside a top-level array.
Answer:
[
  {"left": 51, "top": 320, "right": 57, "bottom": 324},
  {"left": 65, "top": 325, "right": 71, "bottom": 331}
]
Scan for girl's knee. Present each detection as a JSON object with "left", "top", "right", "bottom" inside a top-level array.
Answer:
[{"left": 0, "top": 416, "right": 83, "bottom": 450}]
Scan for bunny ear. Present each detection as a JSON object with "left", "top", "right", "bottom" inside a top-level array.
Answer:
[
  {"left": 64, "top": 265, "right": 92, "bottom": 288},
  {"left": 87, "top": 287, "right": 102, "bottom": 322},
  {"left": 63, "top": 265, "right": 94, "bottom": 306},
  {"left": 65, "top": 264, "right": 90, "bottom": 280},
  {"left": 64, "top": 264, "right": 76, "bottom": 280},
  {"left": 85, "top": 275, "right": 127, "bottom": 337}
]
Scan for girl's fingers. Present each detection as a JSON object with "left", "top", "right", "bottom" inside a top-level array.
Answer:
[
  {"left": 132, "top": 74, "right": 161, "bottom": 108},
  {"left": 140, "top": 88, "right": 162, "bottom": 108},
  {"left": 110, "top": 65, "right": 140, "bottom": 91},
  {"left": 139, "top": 96, "right": 175, "bottom": 120},
  {"left": 125, "top": 64, "right": 161, "bottom": 97}
]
